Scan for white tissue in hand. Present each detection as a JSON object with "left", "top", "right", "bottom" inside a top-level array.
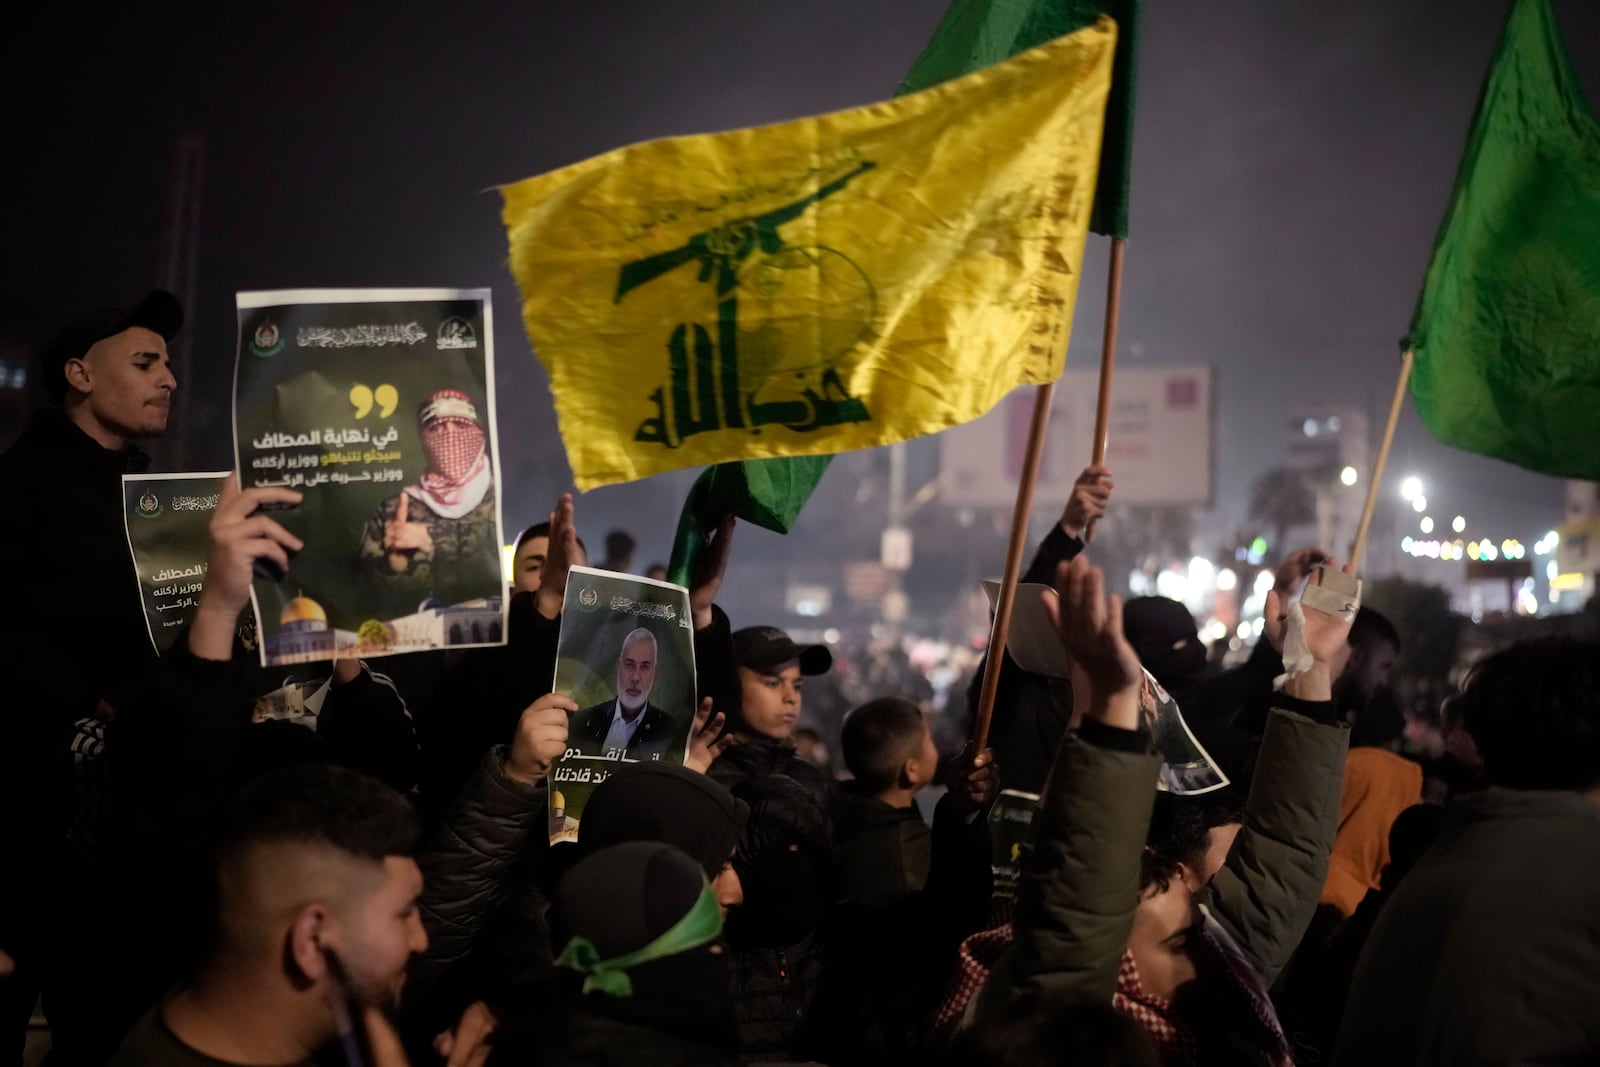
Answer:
[
  {"left": 1273, "top": 572, "right": 1363, "bottom": 689},
  {"left": 1274, "top": 601, "right": 1314, "bottom": 690}
]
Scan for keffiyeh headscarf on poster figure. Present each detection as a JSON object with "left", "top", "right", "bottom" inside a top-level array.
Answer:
[{"left": 411, "top": 389, "right": 491, "bottom": 518}]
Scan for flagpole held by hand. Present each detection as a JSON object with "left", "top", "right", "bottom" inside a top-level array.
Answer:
[
  {"left": 1085, "top": 236, "right": 1127, "bottom": 543},
  {"left": 1350, "top": 349, "right": 1414, "bottom": 569},
  {"left": 972, "top": 382, "right": 1055, "bottom": 752}
]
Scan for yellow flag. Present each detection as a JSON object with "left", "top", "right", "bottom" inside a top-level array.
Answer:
[{"left": 502, "top": 18, "right": 1115, "bottom": 490}]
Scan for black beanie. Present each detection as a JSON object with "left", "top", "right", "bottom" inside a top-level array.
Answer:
[{"left": 580, "top": 762, "right": 748, "bottom": 878}]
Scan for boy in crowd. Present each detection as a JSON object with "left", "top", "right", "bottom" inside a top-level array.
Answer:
[{"left": 836, "top": 697, "right": 950, "bottom": 904}]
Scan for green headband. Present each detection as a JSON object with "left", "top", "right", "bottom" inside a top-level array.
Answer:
[{"left": 554, "top": 878, "right": 724, "bottom": 998}]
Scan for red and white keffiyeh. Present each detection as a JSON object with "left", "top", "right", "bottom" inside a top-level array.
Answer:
[{"left": 408, "top": 390, "right": 491, "bottom": 518}]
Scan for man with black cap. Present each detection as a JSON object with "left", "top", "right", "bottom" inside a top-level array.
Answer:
[{"left": 0, "top": 291, "right": 182, "bottom": 1062}]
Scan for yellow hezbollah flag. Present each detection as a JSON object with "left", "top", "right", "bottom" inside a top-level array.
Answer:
[{"left": 502, "top": 19, "right": 1115, "bottom": 490}]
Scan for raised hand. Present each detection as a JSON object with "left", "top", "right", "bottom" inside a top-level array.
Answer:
[
  {"left": 536, "top": 492, "right": 580, "bottom": 620},
  {"left": 191, "top": 474, "right": 303, "bottom": 661},
  {"left": 433, "top": 1000, "right": 497, "bottom": 1067},
  {"left": 1062, "top": 465, "right": 1114, "bottom": 537},
  {"left": 684, "top": 697, "right": 738, "bottom": 774},
  {"left": 505, "top": 692, "right": 579, "bottom": 784},
  {"left": 945, "top": 742, "right": 1000, "bottom": 814},
  {"left": 1262, "top": 548, "right": 1329, "bottom": 653},
  {"left": 690, "top": 514, "right": 736, "bottom": 630},
  {"left": 1300, "top": 557, "right": 1359, "bottom": 666},
  {"left": 1282, "top": 557, "right": 1360, "bottom": 702},
  {"left": 362, "top": 1006, "right": 412, "bottom": 1067},
  {"left": 1043, "top": 556, "right": 1142, "bottom": 730}
]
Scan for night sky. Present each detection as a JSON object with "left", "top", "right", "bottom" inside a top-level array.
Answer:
[{"left": 9, "top": 1, "right": 1600, "bottom": 610}]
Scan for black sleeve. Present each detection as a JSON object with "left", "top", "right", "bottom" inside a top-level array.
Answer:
[
  {"left": 1021, "top": 524, "right": 1085, "bottom": 586},
  {"left": 316, "top": 664, "right": 421, "bottom": 793},
  {"left": 694, "top": 604, "right": 742, "bottom": 728},
  {"left": 108, "top": 637, "right": 257, "bottom": 872},
  {"left": 416, "top": 594, "right": 561, "bottom": 819},
  {"left": 408, "top": 747, "right": 544, "bottom": 1018}
]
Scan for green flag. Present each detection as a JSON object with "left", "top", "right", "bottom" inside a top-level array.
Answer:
[
  {"left": 1406, "top": 0, "right": 1600, "bottom": 480},
  {"left": 666, "top": 0, "right": 1138, "bottom": 580},
  {"left": 899, "top": 0, "right": 1139, "bottom": 238},
  {"left": 666, "top": 455, "right": 833, "bottom": 587}
]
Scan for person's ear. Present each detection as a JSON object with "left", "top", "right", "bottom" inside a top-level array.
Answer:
[
  {"left": 287, "top": 904, "right": 332, "bottom": 984},
  {"left": 64, "top": 356, "right": 92, "bottom": 396},
  {"left": 899, "top": 757, "right": 921, "bottom": 790}
]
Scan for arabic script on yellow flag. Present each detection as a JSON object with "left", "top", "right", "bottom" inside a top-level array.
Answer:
[{"left": 502, "top": 18, "right": 1115, "bottom": 490}]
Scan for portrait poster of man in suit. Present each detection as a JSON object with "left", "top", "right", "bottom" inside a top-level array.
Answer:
[{"left": 547, "top": 565, "right": 696, "bottom": 843}]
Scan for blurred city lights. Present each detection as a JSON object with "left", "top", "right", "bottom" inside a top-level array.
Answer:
[
  {"left": 1400, "top": 475, "right": 1423, "bottom": 502},
  {"left": 1412, "top": 495, "right": 1427, "bottom": 513},
  {"left": 1453, "top": 515, "right": 1467, "bottom": 533},
  {"left": 1419, "top": 516, "right": 1434, "bottom": 534},
  {"left": 1339, "top": 466, "right": 1358, "bottom": 486},
  {"left": 1216, "top": 568, "right": 1238, "bottom": 591}
]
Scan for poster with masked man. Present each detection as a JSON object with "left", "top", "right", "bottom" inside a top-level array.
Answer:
[
  {"left": 233, "top": 288, "right": 506, "bottom": 666},
  {"left": 548, "top": 565, "right": 698, "bottom": 844}
]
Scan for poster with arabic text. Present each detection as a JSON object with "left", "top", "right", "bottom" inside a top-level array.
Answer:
[{"left": 233, "top": 288, "right": 506, "bottom": 666}]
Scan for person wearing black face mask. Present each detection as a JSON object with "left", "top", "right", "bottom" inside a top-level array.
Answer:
[{"left": 1123, "top": 548, "right": 1330, "bottom": 771}]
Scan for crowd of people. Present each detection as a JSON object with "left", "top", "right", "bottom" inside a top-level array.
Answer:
[{"left": 2, "top": 291, "right": 1598, "bottom": 1067}]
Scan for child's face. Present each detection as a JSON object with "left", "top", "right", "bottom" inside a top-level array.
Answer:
[
  {"left": 908, "top": 723, "right": 939, "bottom": 789},
  {"left": 739, "top": 660, "right": 804, "bottom": 740}
]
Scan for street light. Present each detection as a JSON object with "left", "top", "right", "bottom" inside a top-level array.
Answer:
[
  {"left": 1340, "top": 466, "right": 1358, "bottom": 487},
  {"left": 1420, "top": 516, "right": 1434, "bottom": 534},
  {"left": 1453, "top": 515, "right": 1466, "bottom": 533},
  {"left": 1400, "top": 475, "right": 1423, "bottom": 502},
  {"left": 1412, "top": 495, "right": 1427, "bottom": 513}
]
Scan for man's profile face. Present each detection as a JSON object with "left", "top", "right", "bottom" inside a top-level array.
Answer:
[
  {"left": 513, "top": 536, "right": 550, "bottom": 595},
  {"left": 512, "top": 536, "right": 587, "bottom": 595},
  {"left": 73, "top": 326, "right": 176, "bottom": 439},
  {"left": 616, "top": 634, "right": 657, "bottom": 712},
  {"left": 1354, "top": 641, "right": 1398, "bottom": 699},
  {"left": 332, "top": 856, "right": 426, "bottom": 1011}
]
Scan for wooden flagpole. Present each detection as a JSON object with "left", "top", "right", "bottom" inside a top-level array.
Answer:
[
  {"left": 1350, "top": 349, "right": 1415, "bottom": 569},
  {"left": 971, "top": 383, "right": 1056, "bottom": 752},
  {"left": 1084, "top": 236, "right": 1127, "bottom": 542}
]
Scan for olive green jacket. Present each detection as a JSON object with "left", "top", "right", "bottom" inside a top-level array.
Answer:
[{"left": 976, "top": 701, "right": 1348, "bottom": 1019}]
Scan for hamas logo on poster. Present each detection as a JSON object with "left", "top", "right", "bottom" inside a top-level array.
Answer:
[
  {"left": 135, "top": 491, "right": 162, "bottom": 518},
  {"left": 576, "top": 586, "right": 600, "bottom": 612},
  {"left": 436, "top": 317, "right": 477, "bottom": 350},
  {"left": 250, "top": 319, "right": 284, "bottom": 358}
]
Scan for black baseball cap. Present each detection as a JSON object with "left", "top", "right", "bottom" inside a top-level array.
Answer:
[
  {"left": 732, "top": 626, "right": 833, "bottom": 676},
  {"left": 40, "top": 290, "right": 183, "bottom": 403}
]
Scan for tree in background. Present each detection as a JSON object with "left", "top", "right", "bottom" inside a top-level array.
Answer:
[
  {"left": 1364, "top": 576, "right": 1466, "bottom": 697},
  {"left": 1248, "top": 466, "right": 1316, "bottom": 559}
]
